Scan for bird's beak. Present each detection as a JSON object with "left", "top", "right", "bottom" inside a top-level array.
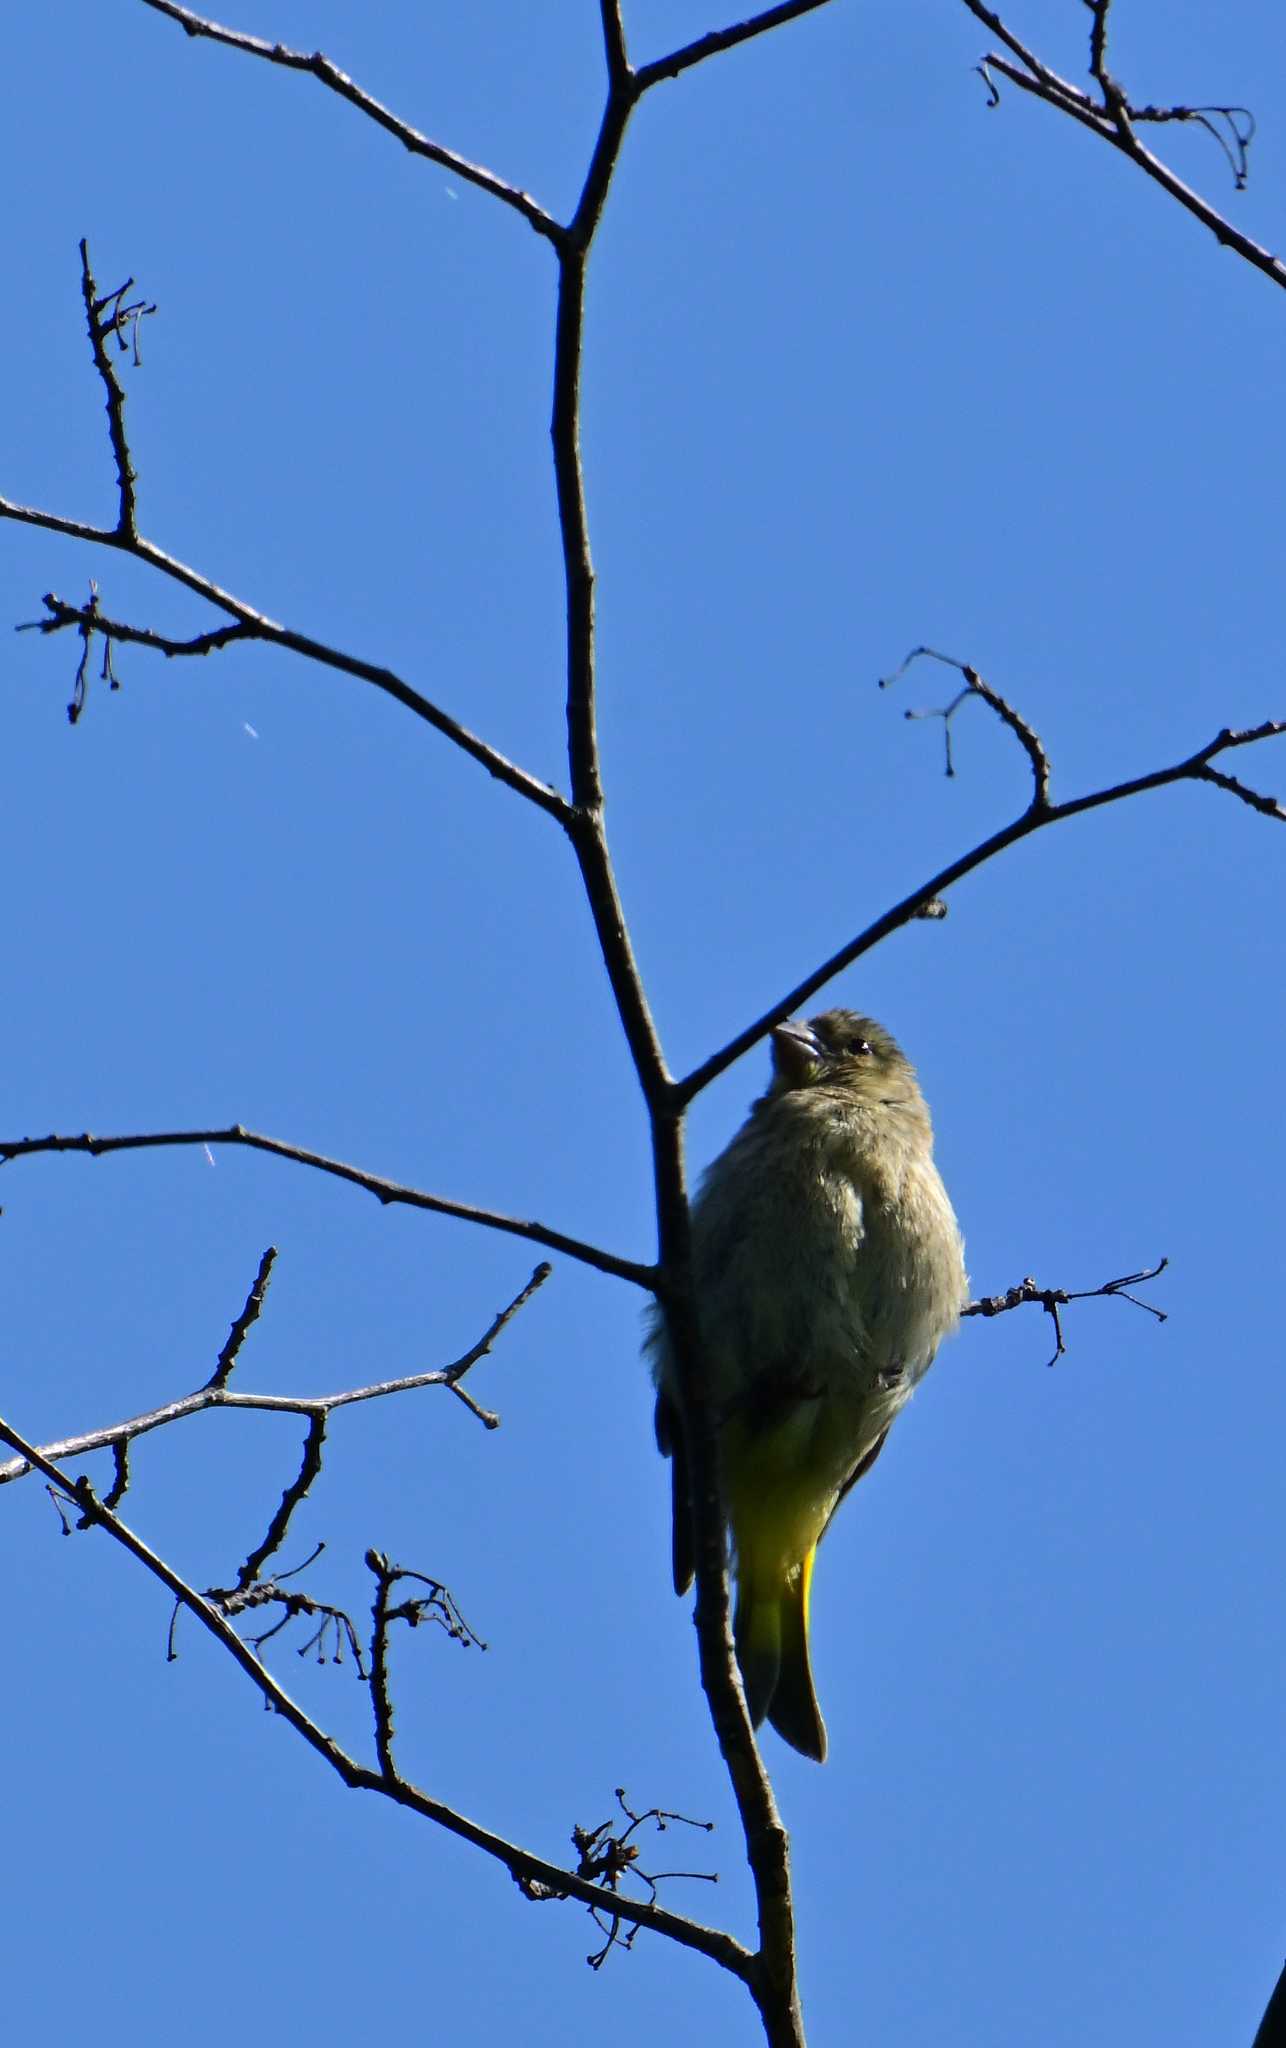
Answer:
[{"left": 771, "top": 1018, "right": 823, "bottom": 1085}]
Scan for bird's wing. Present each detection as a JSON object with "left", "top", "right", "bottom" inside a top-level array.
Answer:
[
  {"left": 654, "top": 1387, "right": 693, "bottom": 1595},
  {"left": 826, "top": 1422, "right": 890, "bottom": 1524}
]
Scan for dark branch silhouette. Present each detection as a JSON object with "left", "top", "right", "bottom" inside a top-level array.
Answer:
[
  {"left": 0, "top": 1126, "right": 649, "bottom": 1289},
  {"left": 963, "top": 1261, "right": 1169, "bottom": 1371},
  {"left": 0, "top": 1409, "right": 747, "bottom": 1974},
  {"left": 963, "top": 0, "right": 1286, "bottom": 292},
  {"left": 138, "top": 0, "right": 563, "bottom": 239},
  {"left": 679, "top": 697, "right": 1285, "bottom": 1104},
  {"left": 0, "top": 1258, "right": 554, "bottom": 1489},
  {"left": 2, "top": 247, "right": 571, "bottom": 813},
  {"left": 1253, "top": 1957, "right": 1286, "bottom": 2048}
]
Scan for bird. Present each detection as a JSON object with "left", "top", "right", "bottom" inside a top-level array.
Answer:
[{"left": 646, "top": 1008, "right": 966, "bottom": 1761}]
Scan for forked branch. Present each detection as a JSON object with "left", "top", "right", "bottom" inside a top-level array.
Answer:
[
  {"left": 0, "top": 1256, "right": 553, "bottom": 1490},
  {"left": 681, "top": 685, "right": 1284, "bottom": 1102},
  {"left": 962, "top": 0, "right": 1286, "bottom": 292},
  {"left": 964, "top": 1259, "right": 1169, "bottom": 1370},
  {"left": 0, "top": 1410, "right": 748, "bottom": 1975}
]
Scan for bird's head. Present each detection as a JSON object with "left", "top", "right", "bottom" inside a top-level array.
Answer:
[{"left": 768, "top": 1008, "right": 922, "bottom": 1108}]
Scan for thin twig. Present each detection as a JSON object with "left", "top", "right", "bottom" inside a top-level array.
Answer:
[
  {"left": 960, "top": 0, "right": 1067, "bottom": 92},
  {"left": 138, "top": 0, "right": 560, "bottom": 241},
  {"left": 103, "top": 1441, "right": 131, "bottom": 1510},
  {"left": 204, "top": 1568, "right": 366, "bottom": 1672},
  {"left": 1129, "top": 105, "right": 1255, "bottom": 193},
  {"left": 0, "top": 1264, "right": 554, "bottom": 1487},
  {"left": 367, "top": 1552, "right": 487, "bottom": 1777},
  {"left": 963, "top": 1258, "right": 1168, "bottom": 1369},
  {"left": 234, "top": 1413, "right": 328, "bottom": 1588},
  {"left": 635, "top": 0, "right": 835, "bottom": 89},
  {"left": 441, "top": 1262, "right": 553, "bottom": 1429},
  {"left": 18, "top": 594, "right": 253, "bottom": 662},
  {"left": 79, "top": 241, "right": 142, "bottom": 536},
  {"left": 1084, "top": 0, "right": 1112, "bottom": 95},
  {"left": 880, "top": 648, "right": 1052, "bottom": 804},
  {"left": 679, "top": 715, "right": 1285, "bottom": 1103},
  {"left": 368, "top": 1550, "right": 400, "bottom": 1776},
  {"left": 208, "top": 1246, "right": 277, "bottom": 1389},
  {"left": 576, "top": 1787, "right": 717, "bottom": 1969},
  {"left": 6, "top": 561, "right": 571, "bottom": 818},
  {"left": 960, "top": 1, "right": 1286, "bottom": 291}
]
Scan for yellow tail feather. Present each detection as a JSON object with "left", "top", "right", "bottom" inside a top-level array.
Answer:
[{"left": 733, "top": 1545, "right": 827, "bottom": 1763}]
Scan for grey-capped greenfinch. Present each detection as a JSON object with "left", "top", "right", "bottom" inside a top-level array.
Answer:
[{"left": 647, "top": 1009, "right": 966, "bottom": 1761}]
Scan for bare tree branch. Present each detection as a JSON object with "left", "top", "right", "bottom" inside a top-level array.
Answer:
[
  {"left": 138, "top": 0, "right": 561, "bottom": 240},
  {"left": 679, "top": 708, "right": 1285, "bottom": 1103},
  {"left": 208, "top": 1246, "right": 277, "bottom": 1390},
  {"left": 598, "top": 0, "right": 631, "bottom": 88},
  {"left": 4, "top": 236, "right": 573, "bottom": 813},
  {"left": 233, "top": 1413, "right": 328, "bottom": 1588},
  {"left": 6, "top": 557, "right": 572, "bottom": 818},
  {"left": 1085, "top": 0, "right": 1113, "bottom": 93},
  {"left": 0, "top": 1125, "right": 649, "bottom": 1287},
  {"left": 200, "top": 1545, "right": 369, "bottom": 1670},
  {"left": 365, "top": 1553, "right": 487, "bottom": 1770},
  {"left": 103, "top": 1441, "right": 131, "bottom": 1511},
  {"left": 552, "top": 102, "right": 674, "bottom": 1104},
  {"left": 0, "top": 1260, "right": 553, "bottom": 1489},
  {"left": 532, "top": 41, "right": 809, "bottom": 2040},
  {"left": 18, "top": 593, "right": 253, "bottom": 663},
  {"left": 881, "top": 647, "right": 1052, "bottom": 800},
  {"left": 12, "top": 6, "right": 1253, "bottom": 2039},
  {"left": 963, "top": 1259, "right": 1169, "bottom": 1369},
  {"left": 79, "top": 241, "right": 151, "bottom": 537},
  {"left": 635, "top": 1, "right": 836, "bottom": 90},
  {"left": 573, "top": 1788, "right": 717, "bottom": 1969},
  {"left": 12, "top": 6, "right": 848, "bottom": 2009},
  {"left": 962, "top": 1, "right": 1286, "bottom": 291},
  {"left": 0, "top": 1409, "right": 749, "bottom": 1972},
  {"left": 1128, "top": 103, "right": 1255, "bottom": 194}
]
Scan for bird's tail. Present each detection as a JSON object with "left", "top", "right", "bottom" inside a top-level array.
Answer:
[{"left": 733, "top": 1546, "right": 827, "bottom": 1763}]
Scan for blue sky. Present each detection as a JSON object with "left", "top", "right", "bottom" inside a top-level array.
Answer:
[{"left": 2, "top": 3, "right": 1283, "bottom": 2042}]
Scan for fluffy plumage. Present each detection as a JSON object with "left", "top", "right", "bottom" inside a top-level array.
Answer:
[{"left": 647, "top": 1008, "right": 966, "bottom": 1761}]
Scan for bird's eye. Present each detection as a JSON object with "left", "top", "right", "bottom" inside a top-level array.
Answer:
[{"left": 851, "top": 1038, "right": 873, "bottom": 1057}]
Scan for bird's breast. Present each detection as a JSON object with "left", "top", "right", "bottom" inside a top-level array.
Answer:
[{"left": 691, "top": 1127, "right": 964, "bottom": 1414}]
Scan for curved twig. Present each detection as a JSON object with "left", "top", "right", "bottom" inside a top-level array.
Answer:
[
  {"left": 963, "top": 1259, "right": 1168, "bottom": 1369},
  {"left": 680, "top": 714, "right": 1285, "bottom": 1102}
]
